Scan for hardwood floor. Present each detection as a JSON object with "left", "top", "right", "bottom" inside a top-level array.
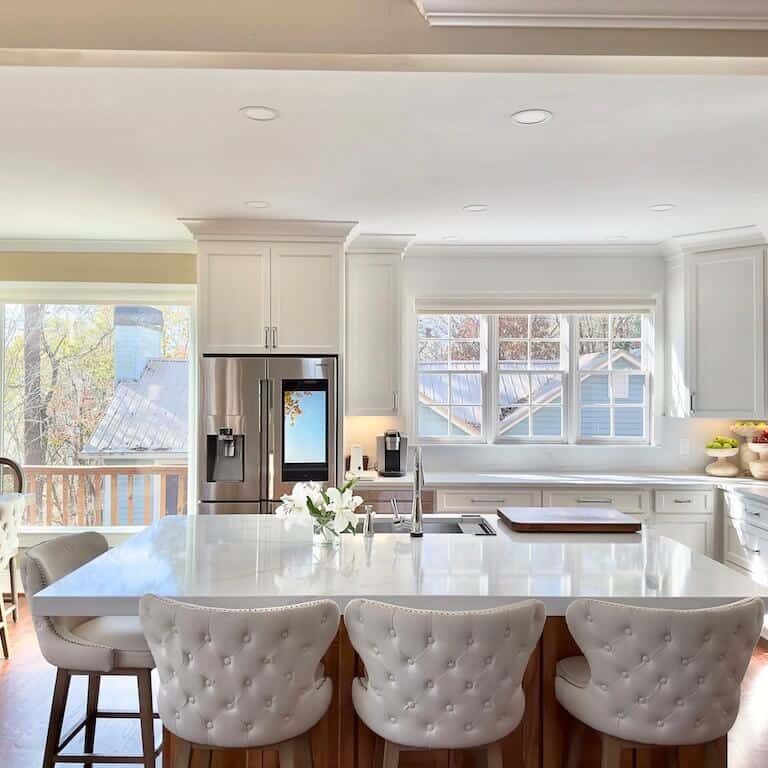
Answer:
[{"left": 1, "top": 598, "right": 767, "bottom": 768}]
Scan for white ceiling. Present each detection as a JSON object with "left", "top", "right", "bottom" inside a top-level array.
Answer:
[{"left": 0, "top": 66, "right": 766, "bottom": 244}]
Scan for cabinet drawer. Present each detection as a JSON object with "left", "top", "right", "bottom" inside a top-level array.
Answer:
[
  {"left": 724, "top": 492, "right": 768, "bottom": 533},
  {"left": 654, "top": 490, "right": 714, "bottom": 515},
  {"left": 542, "top": 489, "right": 650, "bottom": 516},
  {"left": 724, "top": 517, "right": 768, "bottom": 582},
  {"left": 437, "top": 488, "right": 542, "bottom": 514}
]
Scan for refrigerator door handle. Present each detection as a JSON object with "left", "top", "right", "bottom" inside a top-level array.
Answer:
[{"left": 266, "top": 377, "right": 276, "bottom": 504}]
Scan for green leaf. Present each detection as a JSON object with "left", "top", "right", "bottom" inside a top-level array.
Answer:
[{"left": 341, "top": 477, "right": 358, "bottom": 493}]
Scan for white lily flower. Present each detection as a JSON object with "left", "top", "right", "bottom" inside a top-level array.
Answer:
[
  {"left": 277, "top": 481, "right": 324, "bottom": 518},
  {"left": 326, "top": 487, "right": 363, "bottom": 533}
]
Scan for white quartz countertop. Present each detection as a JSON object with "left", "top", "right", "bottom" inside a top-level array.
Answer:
[{"left": 31, "top": 514, "right": 767, "bottom": 618}]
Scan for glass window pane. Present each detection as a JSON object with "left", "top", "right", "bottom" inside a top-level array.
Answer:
[
  {"left": 578, "top": 315, "right": 608, "bottom": 339},
  {"left": 499, "top": 314, "right": 528, "bottom": 339},
  {"left": 499, "top": 340, "right": 528, "bottom": 369},
  {"left": 418, "top": 373, "right": 449, "bottom": 405},
  {"left": 614, "top": 373, "right": 646, "bottom": 405},
  {"left": 418, "top": 314, "right": 449, "bottom": 339},
  {"left": 531, "top": 314, "right": 560, "bottom": 339},
  {"left": 418, "top": 404, "right": 449, "bottom": 436},
  {"left": 532, "top": 406, "right": 562, "bottom": 437},
  {"left": 531, "top": 341, "right": 561, "bottom": 369},
  {"left": 531, "top": 374, "right": 563, "bottom": 405},
  {"left": 579, "top": 341, "right": 609, "bottom": 369},
  {"left": 418, "top": 340, "right": 449, "bottom": 368},
  {"left": 449, "top": 341, "right": 480, "bottom": 368},
  {"left": 580, "top": 373, "right": 610, "bottom": 405},
  {"left": 451, "top": 406, "right": 482, "bottom": 437},
  {"left": 611, "top": 341, "right": 642, "bottom": 369},
  {"left": 581, "top": 407, "right": 610, "bottom": 437},
  {"left": 612, "top": 314, "right": 642, "bottom": 339},
  {"left": 451, "top": 373, "right": 482, "bottom": 405},
  {"left": 499, "top": 406, "right": 529, "bottom": 437},
  {"left": 499, "top": 374, "right": 530, "bottom": 406},
  {"left": 614, "top": 407, "right": 645, "bottom": 438},
  {"left": 450, "top": 314, "right": 480, "bottom": 339}
]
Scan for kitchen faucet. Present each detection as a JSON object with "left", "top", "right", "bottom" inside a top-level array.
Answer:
[{"left": 410, "top": 447, "right": 424, "bottom": 537}]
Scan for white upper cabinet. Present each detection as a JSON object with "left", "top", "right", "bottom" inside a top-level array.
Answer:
[
  {"left": 184, "top": 219, "right": 356, "bottom": 355},
  {"left": 346, "top": 234, "right": 413, "bottom": 416},
  {"left": 666, "top": 229, "right": 766, "bottom": 418}
]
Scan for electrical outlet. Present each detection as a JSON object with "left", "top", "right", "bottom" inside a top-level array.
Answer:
[{"left": 679, "top": 438, "right": 691, "bottom": 456}]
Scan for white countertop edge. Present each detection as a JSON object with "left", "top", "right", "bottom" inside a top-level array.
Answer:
[{"left": 31, "top": 593, "right": 768, "bottom": 619}]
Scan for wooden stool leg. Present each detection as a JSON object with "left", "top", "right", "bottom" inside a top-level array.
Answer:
[
  {"left": 601, "top": 734, "right": 622, "bottom": 768},
  {"left": 84, "top": 673, "right": 101, "bottom": 768},
  {"left": 486, "top": 742, "right": 503, "bottom": 768},
  {"left": 566, "top": 720, "right": 586, "bottom": 768},
  {"left": 373, "top": 736, "right": 385, "bottom": 768},
  {"left": 0, "top": 611, "right": 8, "bottom": 659},
  {"left": 9, "top": 555, "right": 19, "bottom": 622},
  {"left": 42, "top": 669, "right": 71, "bottom": 768},
  {"left": 136, "top": 669, "right": 156, "bottom": 768},
  {"left": 295, "top": 732, "right": 314, "bottom": 768},
  {"left": 667, "top": 746, "right": 680, "bottom": 768},
  {"left": 704, "top": 739, "right": 727, "bottom": 768},
  {"left": 172, "top": 738, "right": 193, "bottom": 768},
  {"left": 382, "top": 740, "right": 401, "bottom": 768}
]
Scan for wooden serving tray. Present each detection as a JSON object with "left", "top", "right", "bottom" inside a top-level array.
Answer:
[{"left": 498, "top": 506, "right": 642, "bottom": 533}]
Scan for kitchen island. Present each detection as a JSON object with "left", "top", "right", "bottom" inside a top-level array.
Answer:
[{"left": 32, "top": 515, "right": 768, "bottom": 768}]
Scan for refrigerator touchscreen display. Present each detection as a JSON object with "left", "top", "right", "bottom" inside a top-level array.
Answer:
[{"left": 282, "top": 379, "right": 329, "bottom": 480}]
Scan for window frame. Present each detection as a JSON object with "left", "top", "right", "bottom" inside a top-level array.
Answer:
[{"left": 414, "top": 307, "right": 654, "bottom": 447}]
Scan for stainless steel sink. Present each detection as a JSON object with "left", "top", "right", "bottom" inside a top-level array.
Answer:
[{"left": 350, "top": 516, "right": 495, "bottom": 536}]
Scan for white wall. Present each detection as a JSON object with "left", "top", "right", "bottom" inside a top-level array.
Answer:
[{"left": 345, "top": 243, "right": 735, "bottom": 473}]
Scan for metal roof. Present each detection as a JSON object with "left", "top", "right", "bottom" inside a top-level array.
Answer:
[{"left": 82, "top": 359, "right": 188, "bottom": 455}]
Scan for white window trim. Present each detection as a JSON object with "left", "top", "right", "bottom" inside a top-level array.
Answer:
[
  {"left": 0, "top": 280, "right": 198, "bottom": 534},
  {"left": 413, "top": 299, "right": 658, "bottom": 447}
]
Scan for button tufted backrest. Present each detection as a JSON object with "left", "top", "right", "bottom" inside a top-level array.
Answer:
[
  {"left": 345, "top": 598, "right": 546, "bottom": 750},
  {"left": 564, "top": 598, "right": 764, "bottom": 745},
  {"left": 21, "top": 531, "right": 116, "bottom": 671},
  {"left": 140, "top": 595, "right": 340, "bottom": 749},
  {"left": 0, "top": 494, "right": 24, "bottom": 571}
]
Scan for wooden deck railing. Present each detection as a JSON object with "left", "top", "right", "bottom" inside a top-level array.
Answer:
[{"left": 19, "top": 465, "right": 188, "bottom": 527}]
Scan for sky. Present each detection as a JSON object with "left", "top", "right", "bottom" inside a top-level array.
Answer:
[{"left": 284, "top": 389, "right": 327, "bottom": 464}]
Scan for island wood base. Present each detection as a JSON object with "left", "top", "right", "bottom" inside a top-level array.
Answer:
[{"left": 162, "top": 618, "right": 726, "bottom": 768}]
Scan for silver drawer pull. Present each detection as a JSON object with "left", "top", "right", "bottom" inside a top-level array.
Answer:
[
  {"left": 470, "top": 498, "right": 506, "bottom": 504},
  {"left": 746, "top": 546, "right": 761, "bottom": 554},
  {"left": 750, "top": 510, "right": 761, "bottom": 517},
  {"left": 577, "top": 498, "right": 613, "bottom": 504},
  {"left": 673, "top": 499, "right": 692, "bottom": 504}
]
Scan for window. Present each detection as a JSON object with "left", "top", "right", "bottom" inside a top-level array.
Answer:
[
  {"left": 0, "top": 296, "right": 194, "bottom": 529},
  {"left": 417, "top": 314, "right": 487, "bottom": 440},
  {"left": 416, "top": 310, "right": 652, "bottom": 445}
]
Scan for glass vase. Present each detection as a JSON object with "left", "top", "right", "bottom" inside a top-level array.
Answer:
[{"left": 312, "top": 519, "right": 339, "bottom": 548}]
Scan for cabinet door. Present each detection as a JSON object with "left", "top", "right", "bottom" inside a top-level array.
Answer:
[
  {"left": 270, "top": 243, "right": 340, "bottom": 354},
  {"left": 438, "top": 488, "right": 542, "bottom": 513},
  {"left": 347, "top": 253, "right": 400, "bottom": 415},
  {"left": 649, "top": 515, "right": 713, "bottom": 558},
  {"left": 199, "top": 243, "right": 271, "bottom": 353},
  {"left": 688, "top": 247, "right": 765, "bottom": 417}
]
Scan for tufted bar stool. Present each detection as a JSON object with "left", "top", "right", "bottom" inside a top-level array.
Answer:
[
  {"left": 345, "top": 598, "right": 546, "bottom": 768},
  {"left": 140, "top": 594, "right": 341, "bottom": 768},
  {"left": 23, "top": 531, "right": 161, "bottom": 768},
  {"left": 0, "top": 491, "right": 25, "bottom": 658},
  {"left": 555, "top": 597, "right": 764, "bottom": 768}
]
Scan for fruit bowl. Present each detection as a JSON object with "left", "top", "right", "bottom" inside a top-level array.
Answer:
[
  {"left": 749, "top": 461, "right": 768, "bottom": 481},
  {"left": 706, "top": 447, "right": 739, "bottom": 459},
  {"left": 705, "top": 447, "right": 740, "bottom": 477},
  {"left": 748, "top": 442, "right": 768, "bottom": 456}
]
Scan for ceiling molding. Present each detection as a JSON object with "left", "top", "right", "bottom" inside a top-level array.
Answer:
[
  {"left": 663, "top": 225, "right": 767, "bottom": 260},
  {"left": 412, "top": 1, "right": 768, "bottom": 29},
  {"left": 0, "top": 238, "right": 195, "bottom": 253},
  {"left": 180, "top": 218, "right": 358, "bottom": 243},
  {"left": 407, "top": 242, "right": 663, "bottom": 261},
  {"left": 347, "top": 233, "right": 416, "bottom": 258}
]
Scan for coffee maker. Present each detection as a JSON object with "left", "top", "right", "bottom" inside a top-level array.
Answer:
[{"left": 376, "top": 431, "right": 408, "bottom": 477}]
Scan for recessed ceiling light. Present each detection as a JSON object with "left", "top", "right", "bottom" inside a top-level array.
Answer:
[
  {"left": 463, "top": 204, "right": 488, "bottom": 213},
  {"left": 511, "top": 109, "right": 553, "bottom": 126},
  {"left": 244, "top": 200, "right": 270, "bottom": 209},
  {"left": 649, "top": 203, "right": 676, "bottom": 212},
  {"left": 240, "top": 105, "right": 279, "bottom": 121}
]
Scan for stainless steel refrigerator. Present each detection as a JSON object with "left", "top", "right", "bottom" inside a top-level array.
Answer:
[{"left": 199, "top": 355, "right": 339, "bottom": 514}]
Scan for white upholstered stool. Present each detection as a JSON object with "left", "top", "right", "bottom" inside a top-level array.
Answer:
[
  {"left": 0, "top": 489, "right": 24, "bottom": 658},
  {"left": 140, "top": 594, "right": 340, "bottom": 768},
  {"left": 345, "top": 598, "right": 546, "bottom": 768},
  {"left": 23, "top": 531, "right": 160, "bottom": 768},
  {"left": 555, "top": 597, "right": 764, "bottom": 768}
]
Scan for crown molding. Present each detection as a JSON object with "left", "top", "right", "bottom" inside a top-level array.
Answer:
[
  {"left": 180, "top": 218, "right": 358, "bottom": 243},
  {"left": 663, "top": 225, "right": 767, "bottom": 261},
  {"left": 407, "top": 242, "right": 663, "bottom": 261},
  {"left": 0, "top": 238, "right": 195, "bottom": 253},
  {"left": 347, "top": 233, "right": 416, "bottom": 258},
  {"left": 413, "top": 1, "right": 768, "bottom": 29}
]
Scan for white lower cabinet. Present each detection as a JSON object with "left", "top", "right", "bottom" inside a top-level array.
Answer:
[
  {"left": 724, "top": 492, "right": 768, "bottom": 583},
  {"left": 648, "top": 514, "right": 715, "bottom": 558},
  {"left": 542, "top": 488, "right": 651, "bottom": 516},
  {"left": 437, "top": 488, "right": 541, "bottom": 514}
]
